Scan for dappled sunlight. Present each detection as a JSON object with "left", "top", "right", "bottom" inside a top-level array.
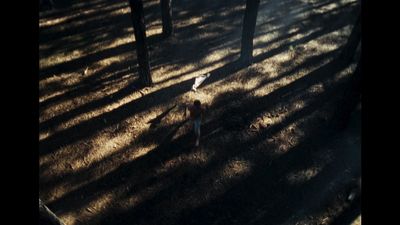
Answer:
[
  {"left": 39, "top": 76, "right": 137, "bottom": 139},
  {"left": 307, "top": 83, "right": 325, "bottom": 94},
  {"left": 334, "top": 61, "right": 358, "bottom": 82},
  {"left": 39, "top": 0, "right": 361, "bottom": 224},
  {"left": 202, "top": 48, "right": 234, "bottom": 64},
  {"left": 175, "top": 15, "right": 204, "bottom": 30},
  {"left": 351, "top": 214, "right": 361, "bottom": 225},
  {"left": 286, "top": 166, "right": 324, "bottom": 185},
  {"left": 39, "top": 35, "right": 134, "bottom": 71},
  {"left": 40, "top": 2, "right": 129, "bottom": 32},
  {"left": 39, "top": 1, "right": 127, "bottom": 28},
  {"left": 221, "top": 158, "right": 253, "bottom": 179},
  {"left": 58, "top": 191, "right": 117, "bottom": 225}
]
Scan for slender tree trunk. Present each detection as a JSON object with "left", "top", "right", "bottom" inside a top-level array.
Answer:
[
  {"left": 39, "top": 199, "right": 65, "bottom": 225},
  {"left": 160, "top": 0, "right": 173, "bottom": 37},
  {"left": 128, "top": 0, "right": 153, "bottom": 87},
  {"left": 339, "top": 15, "right": 361, "bottom": 62},
  {"left": 240, "top": 0, "right": 260, "bottom": 64},
  {"left": 331, "top": 16, "right": 362, "bottom": 130},
  {"left": 332, "top": 57, "right": 361, "bottom": 130}
]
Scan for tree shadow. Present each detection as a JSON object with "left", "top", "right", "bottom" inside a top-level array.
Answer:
[
  {"left": 44, "top": 41, "right": 359, "bottom": 223},
  {"left": 93, "top": 78, "right": 361, "bottom": 225},
  {"left": 39, "top": 1, "right": 357, "bottom": 160},
  {"left": 39, "top": 0, "right": 361, "bottom": 224},
  {"left": 147, "top": 104, "right": 177, "bottom": 129},
  {"left": 40, "top": 0, "right": 357, "bottom": 133}
]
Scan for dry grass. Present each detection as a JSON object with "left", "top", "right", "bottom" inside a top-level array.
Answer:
[{"left": 39, "top": 0, "right": 361, "bottom": 225}]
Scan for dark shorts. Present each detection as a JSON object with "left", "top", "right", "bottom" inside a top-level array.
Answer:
[{"left": 193, "top": 118, "right": 201, "bottom": 135}]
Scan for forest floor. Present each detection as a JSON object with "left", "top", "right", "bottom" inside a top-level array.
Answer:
[{"left": 39, "top": 0, "right": 361, "bottom": 225}]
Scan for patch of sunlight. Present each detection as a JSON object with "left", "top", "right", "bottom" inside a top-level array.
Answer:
[
  {"left": 40, "top": 130, "right": 51, "bottom": 141},
  {"left": 312, "top": 2, "right": 340, "bottom": 14},
  {"left": 351, "top": 214, "right": 361, "bottom": 225},
  {"left": 175, "top": 15, "right": 204, "bottom": 29},
  {"left": 39, "top": 142, "right": 69, "bottom": 168},
  {"left": 222, "top": 159, "right": 252, "bottom": 179},
  {"left": 253, "top": 70, "right": 300, "bottom": 97},
  {"left": 154, "top": 52, "right": 229, "bottom": 88},
  {"left": 185, "top": 90, "right": 213, "bottom": 110},
  {"left": 128, "top": 144, "right": 157, "bottom": 161},
  {"left": 39, "top": 2, "right": 128, "bottom": 28},
  {"left": 253, "top": 29, "right": 280, "bottom": 47},
  {"left": 40, "top": 82, "right": 139, "bottom": 140},
  {"left": 341, "top": 0, "right": 359, "bottom": 4},
  {"left": 43, "top": 180, "right": 74, "bottom": 204},
  {"left": 88, "top": 135, "right": 131, "bottom": 164},
  {"left": 40, "top": 49, "right": 81, "bottom": 69},
  {"left": 286, "top": 166, "right": 323, "bottom": 185},
  {"left": 58, "top": 214, "right": 75, "bottom": 225},
  {"left": 187, "top": 150, "right": 213, "bottom": 165},
  {"left": 40, "top": 35, "right": 134, "bottom": 70},
  {"left": 334, "top": 62, "right": 357, "bottom": 82},
  {"left": 45, "top": 142, "right": 157, "bottom": 215},
  {"left": 143, "top": 0, "right": 160, "bottom": 8},
  {"left": 293, "top": 100, "right": 306, "bottom": 110},
  {"left": 96, "top": 52, "right": 132, "bottom": 67},
  {"left": 220, "top": 4, "right": 245, "bottom": 17},
  {"left": 202, "top": 48, "right": 231, "bottom": 64},
  {"left": 245, "top": 77, "right": 263, "bottom": 91},
  {"left": 109, "top": 6, "right": 131, "bottom": 17},
  {"left": 254, "top": 25, "right": 318, "bottom": 57},
  {"left": 46, "top": 5, "right": 128, "bottom": 34},
  {"left": 39, "top": 73, "right": 72, "bottom": 92},
  {"left": 308, "top": 24, "right": 353, "bottom": 52},
  {"left": 307, "top": 83, "right": 325, "bottom": 94},
  {"left": 59, "top": 192, "right": 116, "bottom": 225},
  {"left": 152, "top": 62, "right": 197, "bottom": 84},
  {"left": 146, "top": 27, "right": 162, "bottom": 37},
  {"left": 75, "top": 192, "right": 117, "bottom": 225}
]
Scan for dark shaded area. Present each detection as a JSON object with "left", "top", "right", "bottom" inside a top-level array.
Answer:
[
  {"left": 330, "top": 196, "right": 361, "bottom": 225},
  {"left": 147, "top": 104, "right": 177, "bottom": 129}
]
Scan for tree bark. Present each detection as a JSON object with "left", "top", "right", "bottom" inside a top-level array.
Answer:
[
  {"left": 240, "top": 0, "right": 261, "bottom": 64},
  {"left": 160, "top": 0, "right": 173, "bottom": 37},
  {"left": 129, "top": 0, "right": 153, "bottom": 87}
]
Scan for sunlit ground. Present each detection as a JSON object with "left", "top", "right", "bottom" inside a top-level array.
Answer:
[{"left": 39, "top": 0, "right": 361, "bottom": 224}]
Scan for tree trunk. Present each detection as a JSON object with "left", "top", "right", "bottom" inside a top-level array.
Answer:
[
  {"left": 332, "top": 58, "right": 361, "bottom": 130},
  {"left": 339, "top": 15, "right": 361, "bottom": 62},
  {"left": 160, "top": 0, "right": 173, "bottom": 37},
  {"left": 331, "top": 15, "right": 362, "bottom": 130},
  {"left": 129, "top": 0, "right": 153, "bottom": 87},
  {"left": 39, "top": 199, "right": 65, "bottom": 225},
  {"left": 240, "top": 0, "right": 261, "bottom": 64}
]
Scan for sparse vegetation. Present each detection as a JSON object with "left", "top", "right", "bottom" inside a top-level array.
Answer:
[{"left": 39, "top": 0, "right": 361, "bottom": 225}]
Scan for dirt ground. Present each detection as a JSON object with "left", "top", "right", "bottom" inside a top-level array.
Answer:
[{"left": 39, "top": 0, "right": 361, "bottom": 224}]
